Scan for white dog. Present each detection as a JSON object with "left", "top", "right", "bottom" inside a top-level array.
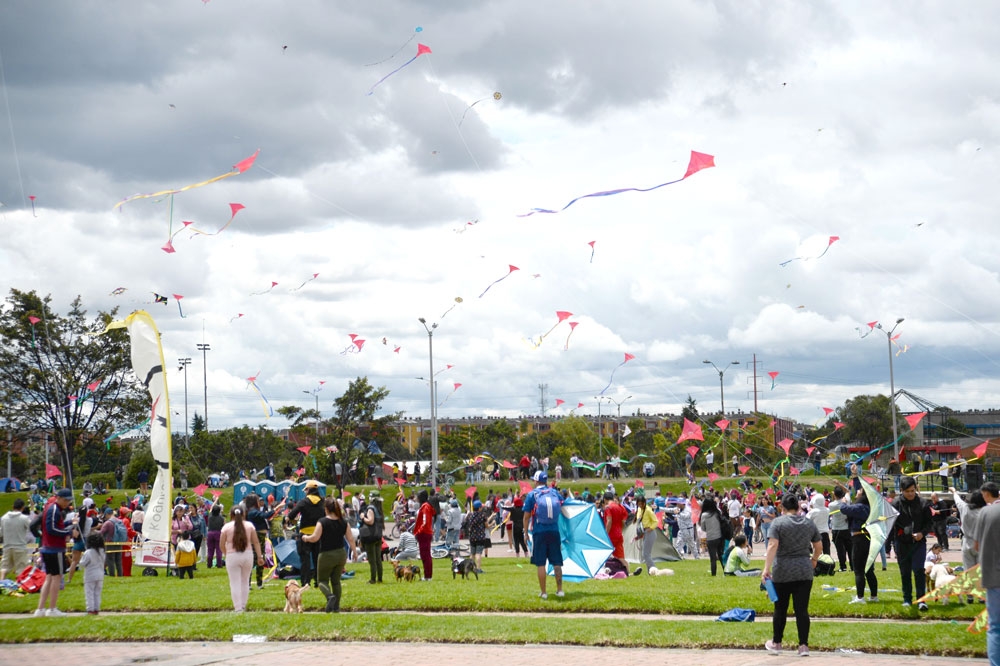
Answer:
[{"left": 647, "top": 566, "right": 674, "bottom": 577}]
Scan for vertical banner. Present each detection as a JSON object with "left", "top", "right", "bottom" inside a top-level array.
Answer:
[{"left": 105, "top": 311, "right": 172, "bottom": 567}]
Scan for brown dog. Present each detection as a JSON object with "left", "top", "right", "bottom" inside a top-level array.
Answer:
[{"left": 284, "top": 580, "right": 308, "bottom": 613}]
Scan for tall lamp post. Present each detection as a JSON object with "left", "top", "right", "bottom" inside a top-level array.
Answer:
[
  {"left": 178, "top": 358, "right": 191, "bottom": 448},
  {"left": 875, "top": 318, "right": 904, "bottom": 461},
  {"left": 602, "top": 395, "right": 632, "bottom": 457},
  {"left": 418, "top": 318, "right": 439, "bottom": 486},
  {"left": 302, "top": 387, "right": 322, "bottom": 444},
  {"left": 704, "top": 359, "right": 739, "bottom": 475},
  {"left": 196, "top": 343, "right": 211, "bottom": 431}
]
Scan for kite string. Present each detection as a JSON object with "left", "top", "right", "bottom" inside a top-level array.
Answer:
[
  {"left": 0, "top": 42, "right": 27, "bottom": 209},
  {"left": 422, "top": 57, "right": 483, "bottom": 173}
]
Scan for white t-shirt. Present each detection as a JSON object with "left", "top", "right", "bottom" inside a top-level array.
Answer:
[{"left": 728, "top": 499, "right": 742, "bottom": 518}]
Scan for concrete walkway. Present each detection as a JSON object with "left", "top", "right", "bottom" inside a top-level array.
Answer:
[{"left": 0, "top": 641, "right": 981, "bottom": 666}]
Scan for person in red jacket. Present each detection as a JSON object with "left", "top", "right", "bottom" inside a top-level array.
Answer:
[
  {"left": 414, "top": 490, "right": 436, "bottom": 581},
  {"left": 35, "top": 489, "right": 78, "bottom": 617},
  {"left": 603, "top": 491, "right": 629, "bottom": 569}
]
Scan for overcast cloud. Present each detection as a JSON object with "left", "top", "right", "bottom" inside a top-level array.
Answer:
[{"left": 1, "top": 1, "right": 998, "bottom": 431}]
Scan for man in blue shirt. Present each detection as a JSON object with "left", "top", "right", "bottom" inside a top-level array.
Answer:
[{"left": 522, "top": 472, "right": 563, "bottom": 600}]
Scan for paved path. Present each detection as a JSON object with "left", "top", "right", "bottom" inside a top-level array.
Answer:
[{"left": 0, "top": 641, "right": 981, "bottom": 666}]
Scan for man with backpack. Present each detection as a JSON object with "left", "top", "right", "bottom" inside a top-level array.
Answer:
[
  {"left": 522, "top": 471, "right": 563, "bottom": 600},
  {"left": 99, "top": 507, "right": 127, "bottom": 577}
]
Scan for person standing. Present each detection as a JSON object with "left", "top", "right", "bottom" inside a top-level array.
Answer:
[
  {"left": 302, "top": 496, "right": 357, "bottom": 613},
  {"left": 699, "top": 497, "right": 726, "bottom": 576},
  {"left": 0, "top": 499, "right": 32, "bottom": 580},
  {"left": 892, "top": 476, "right": 933, "bottom": 610},
  {"left": 220, "top": 506, "right": 263, "bottom": 613},
  {"left": 929, "top": 492, "right": 950, "bottom": 551},
  {"left": 414, "top": 489, "right": 435, "bottom": 581},
  {"left": 205, "top": 503, "right": 226, "bottom": 568},
  {"left": 974, "top": 487, "right": 1000, "bottom": 665},
  {"left": 840, "top": 488, "right": 878, "bottom": 604},
  {"left": 806, "top": 493, "right": 831, "bottom": 556},
  {"left": 951, "top": 485, "right": 986, "bottom": 599},
  {"left": 762, "top": 493, "right": 822, "bottom": 656},
  {"left": 634, "top": 491, "right": 658, "bottom": 574},
  {"left": 99, "top": 507, "right": 125, "bottom": 577},
  {"left": 461, "top": 500, "right": 493, "bottom": 573},
  {"left": 358, "top": 491, "right": 384, "bottom": 584},
  {"left": 114, "top": 466, "right": 124, "bottom": 490},
  {"left": 509, "top": 497, "right": 527, "bottom": 558},
  {"left": 675, "top": 499, "right": 699, "bottom": 558},
  {"left": 522, "top": 471, "right": 563, "bottom": 599},
  {"left": 286, "top": 480, "right": 325, "bottom": 588},
  {"left": 35, "top": 488, "right": 78, "bottom": 616},
  {"left": 705, "top": 450, "right": 715, "bottom": 474},
  {"left": 828, "top": 486, "right": 852, "bottom": 573},
  {"left": 79, "top": 533, "right": 106, "bottom": 614},
  {"left": 603, "top": 491, "right": 629, "bottom": 569},
  {"left": 244, "top": 493, "right": 284, "bottom": 589}
]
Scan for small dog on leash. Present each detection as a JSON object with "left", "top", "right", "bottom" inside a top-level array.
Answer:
[
  {"left": 393, "top": 561, "right": 421, "bottom": 582},
  {"left": 283, "top": 580, "right": 308, "bottom": 613},
  {"left": 452, "top": 557, "right": 478, "bottom": 580},
  {"left": 647, "top": 566, "right": 675, "bottom": 577}
]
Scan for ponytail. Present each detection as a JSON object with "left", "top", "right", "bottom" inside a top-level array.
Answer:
[{"left": 231, "top": 506, "right": 248, "bottom": 552}]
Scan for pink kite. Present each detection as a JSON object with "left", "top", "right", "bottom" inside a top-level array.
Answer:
[
  {"left": 534, "top": 310, "right": 573, "bottom": 347},
  {"left": 834, "top": 422, "right": 846, "bottom": 431},
  {"left": 789, "top": 466, "right": 800, "bottom": 476},
  {"left": 29, "top": 195, "right": 37, "bottom": 217},
  {"left": 857, "top": 320, "right": 880, "bottom": 338},
  {"left": 291, "top": 273, "right": 319, "bottom": 291},
  {"left": 210, "top": 490, "right": 222, "bottom": 499},
  {"left": 678, "top": 418, "right": 704, "bottom": 444},
  {"left": 744, "top": 447, "right": 752, "bottom": 455},
  {"left": 777, "top": 438, "right": 793, "bottom": 456},
  {"left": 823, "top": 407, "right": 834, "bottom": 416},
  {"left": 768, "top": 371, "right": 779, "bottom": 390},
  {"left": 438, "top": 382, "right": 462, "bottom": 407},
  {"left": 229, "top": 313, "right": 244, "bottom": 323},
  {"left": 780, "top": 235, "right": 840, "bottom": 267},
  {"left": 588, "top": 240, "right": 596, "bottom": 263},
  {"left": 738, "top": 465, "right": 750, "bottom": 475},
  {"left": 45, "top": 463, "right": 62, "bottom": 479},
  {"left": 904, "top": 412, "right": 927, "bottom": 431},
  {"left": 479, "top": 264, "right": 519, "bottom": 298},
  {"left": 465, "top": 485, "right": 477, "bottom": 499},
  {"left": 518, "top": 481, "right": 532, "bottom": 496},
  {"left": 599, "top": 352, "right": 635, "bottom": 395},
  {"left": 765, "top": 488, "right": 775, "bottom": 496},
  {"left": 366, "top": 43, "right": 431, "bottom": 95},
  {"left": 554, "top": 399, "right": 565, "bottom": 407},
  {"left": 192, "top": 484, "right": 208, "bottom": 497},
  {"left": 576, "top": 402, "right": 584, "bottom": 408},
  {"left": 708, "top": 472, "right": 719, "bottom": 482},
  {"left": 28, "top": 316, "right": 40, "bottom": 325},
  {"left": 769, "top": 419, "right": 777, "bottom": 428},
  {"left": 634, "top": 479, "right": 644, "bottom": 488},
  {"left": 251, "top": 281, "right": 279, "bottom": 296},
  {"left": 564, "top": 321, "right": 579, "bottom": 350},
  {"left": 689, "top": 496, "right": 702, "bottom": 524},
  {"left": 518, "top": 150, "right": 715, "bottom": 217},
  {"left": 296, "top": 446, "right": 312, "bottom": 455},
  {"left": 805, "top": 446, "right": 816, "bottom": 456},
  {"left": 715, "top": 419, "right": 729, "bottom": 431},
  {"left": 974, "top": 441, "right": 988, "bottom": 458},
  {"left": 172, "top": 293, "right": 186, "bottom": 318},
  {"left": 685, "top": 446, "right": 700, "bottom": 460}
]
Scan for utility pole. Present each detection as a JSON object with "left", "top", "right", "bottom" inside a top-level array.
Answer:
[
  {"left": 196, "top": 343, "right": 211, "bottom": 431},
  {"left": 538, "top": 383, "right": 548, "bottom": 416},
  {"left": 178, "top": 358, "right": 191, "bottom": 447},
  {"left": 747, "top": 353, "right": 761, "bottom": 413}
]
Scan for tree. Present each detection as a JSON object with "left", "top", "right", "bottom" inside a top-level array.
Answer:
[
  {"left": 681, "top": 395, "right": 699, "bottom": 422},
  {"left": 191, "top": 413, "right": 205, "bottom": 434},
  {"left": 0, "top": 289, "right": 147, "bottom": 489},
  {"left": 550, "top": 415, "right": 599, "bottom": 461},
  {"left": 840, "top": 394, "right": 903, "bottom": 450}
]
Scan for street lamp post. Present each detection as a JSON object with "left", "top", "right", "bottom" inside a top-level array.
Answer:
[
  {"left": 196, "top": 343, "right": 211, "bottom": 431},
  {"left": 876, "top": 318, "right": 905, "bottom": 462},
  {"left": 302, "top": 388, "right": 321, "bottom": 444},
  {"left": 419, "top": 318, "right": 439, "bottom": 486},
  {"left": 178, "top": 358, "right": 191, "bottom": 448},
  {"left": 602, "top": 395, "right": 632, "bottom": 457},
  {"left": 704, "top": 359, "right": 739, "bottom": 476}
]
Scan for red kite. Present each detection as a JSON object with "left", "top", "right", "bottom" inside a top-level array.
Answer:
[
  {"left": 677, "top": 418, "right": 704, "bottom": 444},
  {"left": 479, "top": 264, "right": 519, "bottom": 298},
  {"left": 367, "top": 43, "right": 432, "bottom": 95}
]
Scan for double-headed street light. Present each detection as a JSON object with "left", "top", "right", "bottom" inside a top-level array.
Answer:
[
  {"left": 704, "top": 359, "right": 739, "bottom": 475},
  {"left": 601, "top": 395, "right": 632, "bottom": 456},
  {"left": 419, "top": 318, "right": 439, "bottom": 486},
  {"left": 302, "top": 386, "right": 322, "bottom": 443},
  {"left": 875, "top": 318, "right": 905, "bottom": 461}
]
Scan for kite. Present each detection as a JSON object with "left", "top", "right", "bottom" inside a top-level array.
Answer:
[
  {"left": 458, "top": 91, "right": 502, "bottom": 127},
  {"left": 577, "top": 402, "right": 584, "bottom": 408},
  {"left": 547, "top": 499, "right": 613, "bottom": 582},
  {"left": 715, "top": 419, "right": 730, "bottom": 431},
  {"left": 366, "top": 43, "right": 431, "bottom": 95},
  {"left": 364, "top": 26, "right": 423, "bottom": 67},
  {"left": 245, "top": 372, "right": 274, "bottom": 419},
  {"left": 45, "top": 463, "right": 62, "bottom": 479},
  {"left": 917, "top": 565, "right": 986, "bottom": 632},
  {"left": 532, "top": 310, "right": 573, "bottom": 347},
  {"left": 554, "top": 399, "right": 565, "bottom": 408},
  {"left": 290, "top": 273, "right": 319, "bottom": 291},
  {"left": 229, "top": 313, "right": 244, "bottom": 323},
  {"left": 685, "top": 446, "right": 700, "bottom": 460},
  {"left": 678, "top": 419, "right": 704, "bottom": 444},
  {"left": 29, "top": 195, "right": 37, "bottom": 217},
  {"left": 453, "top": 219, "right": 478, "bottom": 233},
  {"left": 564, "top": 321, "right": 579, "bottom": 350},
  {"left": 768, "top": 371, "right": 779, "bottom": 390},
  {"left": 441, "top": 296, "right": 463, "bottom": 319},
  {"left": 438, "top": 382, "right": 462, "bottom": 407},
  {"left": 340, "top": 336, "right": 366, "bottom": 355},
  {"left": 251, "top": 281, "right": 279, "bottom": 296},
  {"left": 172, "top": 294, "right": 186, "bottom": 318},
  {"left": 904, "top": 412, "right": 927, "bottom": 431},
  {"left": 110, "top": 287, "right": 127, "bottom": 296},
  {"left": 856, "top": 321, "right": 879, "bottom": 338},
  {"left": 805, "top": 446, "right": 816, "bottom": 456},
  {"left": 588, "top": 240, "right": 596, "bottom": 263},
  {"left": 777, "top": 439, "right": 793, "bottom": 456},
  {"left": 974, "top": 441, "right": 988, "bottom": 459},
  {"left": 115, "top": 150, "right": 259, "bottom": 209},
  {"left": 188, "top": 203, "right": 245, "bottom": 237},
  {"left": 152, "top": 293, "right": 168, "bottom": 305},
  {"left": 739, "top": 465, "right": 750, "bottom": 475},
  {"left": 479, "top": 264, "right": 519, "bottom": 298},
  {"left": 518, "top": 150, "right": 715, "bottom": 217},
  {"left": 859, "top": 477, "right": 899, "bottom": 573},
  {"left": 27, "top": 315, "right": 40, "bottom": 347},
  {"left": 102, "top": 417, "right": 151, "bottom": 448},
  {"left": 296, "top": 446, "right": 312, "bottom": 456},
  {"left": 598, "top": 352, "right": 634, "bottom": 395},
  {"left": 434, "top": 364, "right": 454, "bottom": 377},
  {"left": 779, "top": 236, "right": 840, "bottom": 267}
]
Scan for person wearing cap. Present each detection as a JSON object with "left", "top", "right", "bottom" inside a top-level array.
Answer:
[
  {"left": 461, "top": 499, "right": 494, "bottom": 573},
  {"left": 35, "top": 488, "right": 78, "bottom": 616},
  {"left": 523, "top": 471, "right": 563, "bottom": 599},
  {"left": 892, "top": 476, "right": 933, "bottom": 610},
  {"left": 414, "top": 490, "right": 436, "bottom": 580},
  {"left": 100, "top": 506, "right": 126, "bottom": 577},
  {"left": 359, "top": 491, "right": 385, "bottom": 583},
  {"left": 287, "top": 479, "right": 325, "bottom": 588}
]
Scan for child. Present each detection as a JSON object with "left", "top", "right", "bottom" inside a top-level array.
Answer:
[
  {"left": 724, "top": 534, "right": 761, "bottom": 577},
  {"left": 742, "top": 508, "right": 756, "bottom": 555},
  {"left": 924, "top": 542, "right": 944, "bottom": 574},
  {"left": 79, "top": 533, "right": 106, "bottom": 615},
  {"left": 175, "top": 530, "right": 197, "bottom": 579}
]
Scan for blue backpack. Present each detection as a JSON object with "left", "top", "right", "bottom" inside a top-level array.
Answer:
[
  {"left": 533, "top": 488, "right": 562, "bottom": 526},
  {"left": 112, "top": 518, "right": 128, "bottom": 545}
]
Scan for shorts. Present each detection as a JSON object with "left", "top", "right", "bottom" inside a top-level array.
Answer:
[
  {"left": 470, "top": 540, "right": 491, "bottom": 555},
  {"left": 41, "top": 551, "right": 67, "bottom": 576},
  {"left": 530, "top": 531, "right": 563, "bottom": 568},
  {"left": 72, "top": 539, "right": 86, "bottom": 553}
]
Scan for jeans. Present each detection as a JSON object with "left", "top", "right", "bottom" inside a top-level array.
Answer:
[
  {"left": 772, "top": 578, "right": 813, "bottom": 647},
  {"left": 895, "top": 538, "right": 926, "bottom": 604},
  {"left": 316, "top": 548, "right": 347, "bottom": 611},
  {"left": 986, "top": 587, "right": 1000, "bottom": 666}
]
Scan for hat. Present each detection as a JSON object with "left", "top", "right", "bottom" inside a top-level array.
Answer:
[
  {"left": 104, "top": 507, "right": 114, "bottom": 514},
  {"left": 304, "top": 479, "right": 320, "bottom": 489},
  {"left": 533, "top": 471, "right": 547, "bottom": 483},
  {"left": 369, "top": 490, "right": 381, "bottom": 500},
  {"left": 449, "top": 498, "right": 458, "bottom": 507},
  {"left": 473, "top": 500, "right": 483, "bottom": 510},
  {"left": 56, "top": 488, "right": 73, "bottom": 500}
]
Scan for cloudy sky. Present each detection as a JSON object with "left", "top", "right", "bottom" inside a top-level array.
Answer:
[{"left": 1, "top": 1, "right": 998, "bottom": 432}]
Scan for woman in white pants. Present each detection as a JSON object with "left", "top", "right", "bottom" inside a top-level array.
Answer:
[{"left": 220, "top": 506, "right": 263, "bottom": 612}]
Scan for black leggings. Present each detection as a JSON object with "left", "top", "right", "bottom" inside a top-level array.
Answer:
[
  {"left": 772, "top": 578, "right": 813, "bottom": 647},
  {"left": 513, "top": 528, "right": 527, "bottom": 556},
  {"left": 851, "top": 534, "right": 878, "bottom": 599},
  {"left": 706, "top": 538, "right": 724, "bottom": 576}
]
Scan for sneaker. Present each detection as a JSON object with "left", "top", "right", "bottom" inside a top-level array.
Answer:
[
  {"left": 798, "top": 645, "right": 810, "bottom": 657},
  {"left": 918, "top": 602, "right": 928, "bottom": 611},
  {"left": 901, "top": 602, "right": 912, "bottom": 607},
  {"left": 869, "top": 597, "right": 879, "bottom": 602},
  {"left": 555, "top": 590, "right": 565, "bottom": 598},
  {"left": 764, "top": 639, "right": 781, "bottom": 654},
  {"left": 33, "top": 609, "right": 46, "bottom": 617},
  {"left": 539, "top": 592, "right": 548, "bottom": 600},
  {"left": 45, "top": 609, "right": 66, "bottom": 617},
  {"left": 848, "top": 597, "right": 865, "bottom": 604}
]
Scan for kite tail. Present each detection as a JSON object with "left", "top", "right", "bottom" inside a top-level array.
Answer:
[
  {"left": 478, "top": 274, "right": 510, "bottom": 298},
  {"left": 366, "top": 53, "right": 419, "bottom": 95},
  {"left": 564, "top": 327, "right": 577, "bottom": 351},
  {"left": 176, "top": 301, "right": 186, "bottom": 318}
]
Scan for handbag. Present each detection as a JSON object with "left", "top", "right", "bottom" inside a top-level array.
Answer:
[{"left": 358, "top": 521, "right": 374, "bottom": 543}]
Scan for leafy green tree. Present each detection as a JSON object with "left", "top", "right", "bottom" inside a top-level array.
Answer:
[
  {"left": 191, "top": 412, "right": 205, "bottom": 434},
  {"left": 934, "top": 416, "right": 971, "bottom": 440},
  {"left": 0, "top": 289, "right": 146, "bottom": 488},
  {"left": 840, "top": 394, "right": 904, "bottom": 449},
  {"left": 681, "top": 395, "right": 699, "bottom": 422}
]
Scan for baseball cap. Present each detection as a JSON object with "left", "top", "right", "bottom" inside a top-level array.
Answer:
[
  {"left": 473, "top": 500, "right": 483, "bottom": 510},
  {"left": 534, "top": 471, "right": 547, "bottom": 483},
  {"left": 369, "top": 490, "right": 381, "bottom": 500},
  {"left": 56, "top": 488, "right": 73, "bottom": 499},
  {"left": 304, "top": 479, "right": 320, "bottom": 489}
]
